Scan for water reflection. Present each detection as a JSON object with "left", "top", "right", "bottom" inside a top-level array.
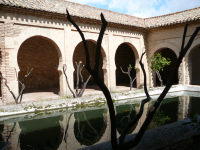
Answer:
[
  {"left": 0, "top": 124, "right": 4, "bottom": 141},
  {"left": 116, "top": 104, "right": 138, "bottom": 134},
  {"left": 157, "top": 97, "right": 179, "bottom": 124},
  {"left": 1, "top": 94, "right": 200, "bottom": 150},
  {"left": 19, "top": 116, "right": 63, "bottom": 150},
  {"left": 73, "top": 109, "right": 107, "bottom": 146}
]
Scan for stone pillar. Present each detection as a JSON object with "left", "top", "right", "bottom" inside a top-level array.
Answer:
[
  {"left": 179, "top": 58, "right": 186, "bottom": 85},
  {"left": 64, "top": 26, "right": 74, "bottom": 97},
  {"left": 4, "top": 22, "right": 19, "bottom": 104},
  {"left": 107, "top": 33, "right": 116, "bottom": 91}
]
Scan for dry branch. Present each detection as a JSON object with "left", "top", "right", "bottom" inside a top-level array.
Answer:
[
  {"left": 0, "top": 67, "right": 33, "bottom": 104},
  {"left": 66, "top": 10, "right": 119, "bottom": 149},
  {"left": 66, "top": 8, "right": 200, "bottom": 150},
  {"left": 120, "top": 66, "right": 137, "bottom": 91},
  {"left": 63, "top": 63, "right": 91, "bottom": 98}
]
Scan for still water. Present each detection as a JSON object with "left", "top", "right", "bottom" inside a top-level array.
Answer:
[{"left": 0, "top": 91, "right": 200, "bottom": 150}]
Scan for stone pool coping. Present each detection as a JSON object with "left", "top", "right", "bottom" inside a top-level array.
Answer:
[
  {"left": 79, "top": 118, "right": 200, "bottom": 150},
  {"left": 0, "top": 85, "right": 200, "bottom": 118}
]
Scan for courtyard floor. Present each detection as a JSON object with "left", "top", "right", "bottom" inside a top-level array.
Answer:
[{"left": 22, "top": 85, "right": 135, "bottom": 103}]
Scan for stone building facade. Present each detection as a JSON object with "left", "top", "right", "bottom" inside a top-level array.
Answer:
[{"left": 0, "top": 0, "right": 200, "bottom": 104}]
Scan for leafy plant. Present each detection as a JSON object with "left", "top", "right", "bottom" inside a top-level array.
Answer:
[
  {"left": 128, "top": 64, "right": 132, "bottom": 69},
  {"left": 148, "top": 53, "right": 171, "bottom": 86},
  {"left": 150, "top": 110, "right": 170, "bottom": 128}
]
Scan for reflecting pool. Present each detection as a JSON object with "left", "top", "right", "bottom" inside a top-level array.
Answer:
[{"left": 0, "top": 91, "right": 200, "bottom": 150}]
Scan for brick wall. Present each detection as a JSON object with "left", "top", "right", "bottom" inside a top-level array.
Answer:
[
  {"left": 73, "top": 41, "right": 104, "bottom": 85},
  {"left": 0, "top": 22, "right": 7, "bottom": 104},
  {"left": 17, "top": 36, "right": 59, "bottom": 90},
  {"left": 115, "top": 43, "right": 136, "bottom": 86}
]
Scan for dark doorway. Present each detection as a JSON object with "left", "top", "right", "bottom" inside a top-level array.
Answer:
[
  {"left": 73, "top": 41, "right": 105, "bottom": 93},
  {"left": 190, "top": 46, "right": 200, "bottom": 85},
  {"left": 115, "top": 43, "right": 136, "bottom": 87},
  {"left": 155, "top": 48, "right": 178, "bottom": 86},
  {"left": 17, "top": 36, "right": 60, "bottom": 96}
]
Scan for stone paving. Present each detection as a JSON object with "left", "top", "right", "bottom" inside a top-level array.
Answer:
[{"left": 21, "top": 85, "right": 133, "bottom": 103}]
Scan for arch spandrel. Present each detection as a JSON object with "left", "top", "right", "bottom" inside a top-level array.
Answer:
[
  {"left": 72, "top": 40, "right": 109, "bottom": 88},
  {"left": 69, "top": 32, "right": 109, "bottom": 60},
  {"left": 14, "top": 27, "right": 64, "bottom": 71},
  {"left": 186, "top": 37, "right": 200, "bottom": 58},
  {"left": 114, "top": 42, "right": 140, "bottom": 61},
  {"left": 149, "top": 42, "right": 179, "bottom": 58}
]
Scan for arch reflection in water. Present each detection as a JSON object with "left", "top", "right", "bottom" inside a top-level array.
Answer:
[
  {"left": 116, "top": 104, "right": 138, "bottom": 134},
  {"left": 19, "top": 116, "right": 63, "bottom": 150},
  {"left": 74, "top": 109, "right": 107, "bottom": 146},
  {"left": 1, "top": 92, "right": 200, "bottom": 150}
]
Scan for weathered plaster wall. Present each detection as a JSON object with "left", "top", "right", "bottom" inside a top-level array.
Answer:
[
  {"left": 147, "top": 23, "right": 200, "bottom": 87},
  {"left": 0, "top": 11, "right": 147, "bottom": 104}
]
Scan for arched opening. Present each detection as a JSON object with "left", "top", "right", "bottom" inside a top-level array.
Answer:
[
  {"left": 19, "top": 116, "right": 63, "bottom": 150},
  {"left": 17, "top": 36, "right": 61, "bottom": 100},
  {"left": 74, "top": 109, "right": 107, "bottom": 146},
  {"left": 154, "top": 48, "right": 178, "bottom": 86},
  {"left": 73, "top": 40, "right": 106, "bottom": 95},
  {"left": 188, "top": 45, "right": 200, "bottom": 85},
  {"left": 115, "top": 43, "right": 137, "bottom": 90}
]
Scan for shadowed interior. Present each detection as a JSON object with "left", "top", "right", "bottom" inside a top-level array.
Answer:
[
  {"left": 73, "top": 41, "right": 104, "bottom": 88},
  {"left": 155, "top": 48, "right": 178, "bottom": 86},
  {"left": 115, "top": 43, "right": 136, "bottom": 87},
  {"left": 17, "top": 36, "right": 59, "bottom": 94}
]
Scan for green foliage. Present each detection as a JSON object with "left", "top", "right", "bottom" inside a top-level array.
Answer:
[
  {"left": 134, "top": 66, "right": 140, "bottom": 73},
  {"left": 150, "top": 110, "right": 170, "bottom": 128},
  {"left": 128, "top": 64, "right": 132, "bottom": 69},
  {"left": 149, "top": 53, "right": 171, "bottom": 72},
  {"left": 128, "top": 64, "right": 140, "bottom": 73}
]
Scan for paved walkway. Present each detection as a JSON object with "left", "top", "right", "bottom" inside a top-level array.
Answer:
[{"left": 21, "top": 85, "right": 135, "bottom": 103}]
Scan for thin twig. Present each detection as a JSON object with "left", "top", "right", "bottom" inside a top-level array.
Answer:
[{"left": 63, "top": 64, "right": 76, "bottom": 98}]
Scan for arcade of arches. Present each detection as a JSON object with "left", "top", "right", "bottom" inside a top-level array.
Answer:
[{"left": 17, "top": 36, "right": 60, "bottom": 94}]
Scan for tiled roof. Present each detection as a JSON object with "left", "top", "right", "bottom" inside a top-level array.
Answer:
[
  {"left": 145, "top": 7, "right": 200, "bottom": 28},
  {"left": 0, "top": 0, "right": 145, "bottom": 28},
  {"left": 0, "top": 0, "right": 200, "bottom": 28}
]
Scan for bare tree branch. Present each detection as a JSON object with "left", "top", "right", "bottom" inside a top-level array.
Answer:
[
  {"left": 19, "top": 67, "right": 33, "bottom": 103},
  {"left": 78, "top": 75, "right": 91, "bottom": 97},
  {"left": 0, "top": 75, "right": 17, "bottom": 103},
  {"left": 122, "top": 25, "right": 200, "bottom": 150},
  {"left": 63, "top": 63, "right": 91, "bottom": 98},
  {"left": 66, "top": 10, "right": 119, "bottom": 149},
  {"left": 120, "top": 66, "right": 135, "bottom": 90},
  {"left": 66, "top": 10, "right": 91, "bottom": 71},
  {"left": 75, "top": 62, "right": 80, "bottom": 96},
  {"left": 156, "top": 71, "right": 163, "bottom": 87},
  {"left": 0, "top": 67, "right": 32, "bottom": 104},
  {"left": 66, "top": 10, "right": 198, "bottom": 150},
  {"left": 63, "top": 64, "right": 76, "bottom": 98},
  {"left": 64, "top": 113, "right": 73, "bottom": 143},
  {"left": 119, "top": 51, "right": 151, "bottom": 146}
]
